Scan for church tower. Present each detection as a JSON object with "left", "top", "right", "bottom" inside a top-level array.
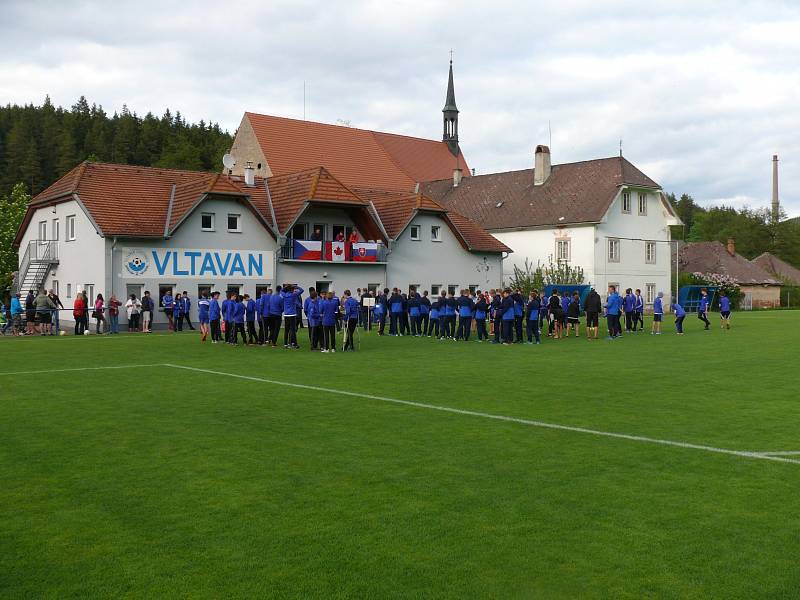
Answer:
[{"left": 442, "top": 58, "right": 459, "bottom": 157}]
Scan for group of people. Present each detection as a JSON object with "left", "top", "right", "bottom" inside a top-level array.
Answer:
[
  {"left": 196, "top": 285, "right": 361, "bottom": 352},
  {"left": 2, "top": 282, "right": 731, "bottom": 344}
]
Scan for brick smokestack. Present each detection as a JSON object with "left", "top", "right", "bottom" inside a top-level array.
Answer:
[{"left": 772, "top": 154, "right": 780, "bottom": 223}]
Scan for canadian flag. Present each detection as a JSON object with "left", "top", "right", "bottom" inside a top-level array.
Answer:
[{"left": 330, "top": 241, "right": 346, "bottom": 262}]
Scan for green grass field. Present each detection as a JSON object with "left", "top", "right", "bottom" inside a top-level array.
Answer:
[{"left": 2, "top": 312, "right": 799, "bottom": 599}]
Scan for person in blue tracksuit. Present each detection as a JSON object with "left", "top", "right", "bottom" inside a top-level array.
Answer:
[
  {"left": 304, "top": 289, "right": 322, "bottom": 350},
  {"left": 230, "top": 295, "right": 246, "bottom": 345},
  {"left": 320, "top": 291, "right": 338, "bottom": 352},
  {"left": 419, "top": 291, "right": 431, "bottom": 335},
  {"left": 375, "top": 289, "right": 388, "bottom": 336},
  {"left": 172, "top": 292, "right": 184, "bottom": 332},
  {"left": 244, "top": 294, "right": 258, "bottom": 344},
  {"left": 698, "top": 288, "right": 711, "bottom": 330},
  {"left": 560, "top": 291, "right": 570, "bottom": 335},
  {"left": 162, "top": 290, "right": 175, "bottom": 331},
  {"left": 400, "top": 293, "right": 410, "bottom": 335},
  {"left": 441, "top": 292, "right": 456, "bottom": 340},
  {"left": 512, "top": 289, "right": 524, "bottom": 343},
  {"left": 257, "top": 289, "right": 271, "bottom": 345},
  {"left": 408, "top": 290, "right": 421, "bottom": 336},
  {"left": 389, "top": 288, "right": 404, "bottom": 336},
  {"left": 526, "top": 291, "right": 541, "bottom": 344},
  {"left": 428, "top": 298, "right": 440, "bottom": 338},
  {"left": 605, "top": 285, "right": 622, "bottom": 339},
  {"left": 651, "top": 291, "right": 664, "bottom": 335},
  {"left": 295, "top": 293, "right": 304, "bottom": 330},
  {"left": 719, "top": 291, "right": 731, "bottom": 330},
  {"left": 280, "top": 284, "right": 304, "bottom": 348},
  {"left": 623, "top": 288, "right": 636, "bottom": 332},
  {"left": 634, "top": 289, "right": 645, "bottom": 331},
  {"left": 332, "top": 292, "right": 342, "bottom": 332},
  {"left": 198, "top": 292, "right": 210, "bottom": 342},
  {"left": 491, "top": 289, "right": 502, "bottom": 343},
  {"left": 474, "top": 293, "right": 488, "bottom": 341},
  {"left": 456, "top": 290, "right": 474, "bottom": 341},
  {"left": 672, "top": 300, "right": 686, "bottom": 334},
  {"left": 209, "top": 291, "right": 222, "bottom": 343},
  {"left": 500, "top": 289, "right": 515, "bottom": 344},
  {"left": 343, "top": 290, "right": 360, "bottom": 351},
  {"left": 221, "top": 292, "right": 233, "bottom": 343},
  {"left": 268, "top": 289, "right": 283, "bottom": 346}
]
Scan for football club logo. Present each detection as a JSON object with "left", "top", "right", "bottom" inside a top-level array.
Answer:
[{"left": 124, "top": 249, "right": 149, "bottom": 276}]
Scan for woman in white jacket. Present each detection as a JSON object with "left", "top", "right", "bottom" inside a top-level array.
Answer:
[{"left": 125, "top": 294, "right": 142, "bottom": 332}]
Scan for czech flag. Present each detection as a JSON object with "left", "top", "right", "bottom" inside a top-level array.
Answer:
[
  {"left": 351, "top": 242, "right": 379, "bottom": 262},
  {"left": 293, "top": 239, "right": 322, "bottom": 260}
]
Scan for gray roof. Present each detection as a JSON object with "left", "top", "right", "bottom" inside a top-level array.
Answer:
[
  {"left": 679, "top": 242, "right": 782, "bottom": 285},
  {"left": 421, "top": 155, "right": 661, "bottom": 230}
]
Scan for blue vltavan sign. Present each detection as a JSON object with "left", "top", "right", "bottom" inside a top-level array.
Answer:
[{"left": 123, "top": 248, "right": 275, "bottom": 279}]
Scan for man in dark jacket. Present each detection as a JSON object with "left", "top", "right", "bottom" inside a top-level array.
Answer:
[{"left": 583, "top": 288, "right": 602, "bottom": 340}]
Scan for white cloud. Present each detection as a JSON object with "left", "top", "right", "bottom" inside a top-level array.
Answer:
[{"left": 1, "top": 0, "right": 799, "bottom": 215}]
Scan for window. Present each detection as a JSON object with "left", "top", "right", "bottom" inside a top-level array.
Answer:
[
  {"left": 226, "top": 285, "right": 241, "bottom": 297},
  {"left": 332, "top": 225, "right": 353, "bottom": 241},
  {"left": 198, "top": 284, "right": 212, "bottom": 299},
  {"left": 315, "top": 281, "right": 330, "bottom": 294},
  {"left": 447, "top": 284, "right": 457, "bottom": 295},
  {"left": 646, "top": 283, "right": 656, "bottom": 304},
  {"left": 367, "top": 284, "right": 379, "bottom": 294},
  {"left": 227, "top": 213, "right": 241, "bottom": 232},
  {"left": 608, "top": 238, "right": 620, "bottom": 262},
  {"left": 84, "top": 284, "right": 94, "bottom": 302},
  {"left": 66, "top": 215, "right": 76, "bottom": 241},
  {"left": 431, "top": 284, "right": 441, "bottom": 296},
  {"left": 38, "top": 221, "right": 47, "bottom": 240},
  {"left": 158, "top": 285, "right": 174, "bottom": 308},
  {"left": 291, "top": 222, "right": 307, "bottom": 239},
  {"left": 312, "top": 223, "right": 326, "bottom": 240},
  {"left": 410, "top": 224, "right": 421, "bottom": 241},
  {"left": 469, "top": 285, "right": 478, "bottom": 294},
  {"left": 201, "top": 213, "right": 215, "bottom": 231},
  {"left": 52, "top": 280, "right": 59, "bottom": 296},
  {"left": 638, "top": 193, "right": 647, "bottom": 216},
  {"left": 431, "top": 225, "right": 442, "bottom": 242},
  {"left": 621, "top": 192, "right": 631, "bottom": 214},
  {"left": 556, "top": 239, "right": 571, "bottom": 262},
  {"left": 52, "top": 218, "right": 59, "bottom": 240},
  {"left": 645, "top": 241, "right": 657, "bottom": 264},
  {"left": 66, "top": 283, "right": 72, "bottom": 298}
]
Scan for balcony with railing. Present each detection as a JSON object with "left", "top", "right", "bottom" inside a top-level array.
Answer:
[{"left": 279, "top": 239, "right": 387, "bottom": 264}]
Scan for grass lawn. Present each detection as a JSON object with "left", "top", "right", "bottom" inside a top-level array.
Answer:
[{"left": 1, "top": 311, "right": 799, "bottom": 599}]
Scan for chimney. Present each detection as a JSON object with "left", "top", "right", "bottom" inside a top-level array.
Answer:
[
  {"left": 453, "top": 168, "right": 463, "bottom": 188},
  {"left": 244, "top": 161, "right": 255, "bottom": 186},
  {"left": 534, "top": 145, "right": 551, "bottom": 186},
  {"left": 772, "top": 154, "right": 780, "bottom": 223},
  {"left": 727, "top": 238, "right": 736, "bottom": 256}
]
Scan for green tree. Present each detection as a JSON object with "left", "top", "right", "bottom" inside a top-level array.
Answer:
[{"left": 0, "top": 183, "right": 30, "bottom": 291}]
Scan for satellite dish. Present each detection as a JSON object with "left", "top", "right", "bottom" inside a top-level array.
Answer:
[{"left": 222, "top": 154, "right": 236, "bottom": 170}]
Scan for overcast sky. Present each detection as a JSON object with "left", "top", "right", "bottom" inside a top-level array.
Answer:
[{"left": 2, "top": 0, "right": 798, "bottom": 215}]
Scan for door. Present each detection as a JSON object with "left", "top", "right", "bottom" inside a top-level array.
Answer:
[{"left": 315, "top": 281, "right": 330, "bottom": 294}]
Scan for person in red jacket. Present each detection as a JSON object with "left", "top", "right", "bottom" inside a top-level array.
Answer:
[{"left": 73, "top": 294, "right": 87, "bottom": 335}]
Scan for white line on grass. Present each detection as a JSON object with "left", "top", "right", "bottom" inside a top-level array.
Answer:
[
  {"left": 754, "top": 451, "right": 800, "bottom": 456},
  {"left": 162, "top": 363, "right": 800, "bottom": 467},
  {"left": 0, "top": 364, "right": 163, "bottom": 376}
]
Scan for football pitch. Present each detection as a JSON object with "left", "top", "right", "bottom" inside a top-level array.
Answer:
[{"left": 1, "top": 312, "right": 799, "bottom": 599}]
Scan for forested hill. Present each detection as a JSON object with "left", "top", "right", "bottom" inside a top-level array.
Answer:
[{"left": 0, "top": 96, "right": 233, "bottom": 198}]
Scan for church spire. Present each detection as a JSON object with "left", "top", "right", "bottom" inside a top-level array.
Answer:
[{"left": 442, "top": 54, "right": 459, "bottom": 157}]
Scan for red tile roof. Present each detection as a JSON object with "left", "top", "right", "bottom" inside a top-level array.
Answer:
[
  {"left": 357, "top": 188, "right": 510, "bottom": 253},
  {"left": 421, "top": 156, "right": 662, "bottom": 230},
  {"left": 679, "top": 242, "right": 781, "bottom": 286},
  {"left": 245, "top": 112, "right": 469, "bottom": 192}
]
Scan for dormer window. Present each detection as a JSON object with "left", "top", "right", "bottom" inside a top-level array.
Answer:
[
  {"left": 638, "top": 193, "right": 647, "bottom": 216},
  {"left": 410, "top": 224, "right": 421, "bottom": 241},
  {"left": 227, "top": 213, "right": 241, "bottom": 233},
  {"left": 431, "top": 225, "right": 442, "bottom": 242}
]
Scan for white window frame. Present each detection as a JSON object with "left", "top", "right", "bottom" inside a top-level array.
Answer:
[
  {"left": 84, "top": 284, "right": 94, "bottom": 302},
  {"left": 52, "top": 218, "right": 59, "bottom": 241},
  {"left": 431, "top": 225, "right": 442, "bottom": 242},
  {"left": 638, "top": 193, "right": 647, "bottom": 216},
  {"left": 447, "top": 284, "right": 457, "bottom": 295},
  {"left": 646, "top": 283, "right": 656, "bottom": 304},
  {"left": 201, "top": 212, "right": 215, "bottom": 232},
  {"left": 431, "top": 284, "right": 442, "bottom": 296},
  {"left": 66, "top": 283, "right": 72, "bottom": 298},
  {"left": 608, "top": 238, "right": 620, "bottom": 263},
  {"left": 410, "top": 224, "right": 421, "bottom": 241},
  {"left": 66, "top": 215, "right": 76, "bottom": 241},
  {"left": 556, "top": 239, "right": 571, "bottom": 262},
  {"left": 52, "top": 280, "right": 59, "bottom": 296},
  {"left": 227, "top": 213, "right": 241, "bottom": 233},
  {"left": 38, "top": 220, "right": 47, "bottom": 241},
  {"left": 621, "top": 192, "right": 631, "bottom": 214},
  {"left": 645, "top": 241, "right": 657, "bottom": 264}
]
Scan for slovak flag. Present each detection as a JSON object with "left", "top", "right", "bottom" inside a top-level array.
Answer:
[
  {"left": 351, "top": 242, "right": 378, "bottom": 262},
  {"left": 293, "top": 239, "right": 322, "bottom": 260},
  {"left": 330, "top": 241, "right": 347, "bottom": 262}
]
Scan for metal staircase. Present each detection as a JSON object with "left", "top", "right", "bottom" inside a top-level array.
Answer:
[{"left": 13, "top": 241, "right": 59, "bottom": 295}]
